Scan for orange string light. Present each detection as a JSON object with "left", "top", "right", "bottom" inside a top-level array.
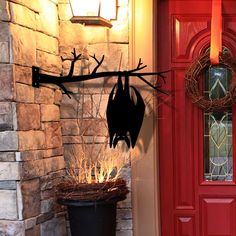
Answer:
[{"left": 210, "top": 0, "right": 222, "bottom": 65}]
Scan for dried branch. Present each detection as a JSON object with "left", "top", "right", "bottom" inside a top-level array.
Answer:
[
  {"left": 90, "top": 54, "right": 105, "bottom": 74},
  {"left": 129, "top": 58, "right": 147, "bottom": 73},
  {"left": 61, "top": 48, "right": 82, "bottom": 78}
]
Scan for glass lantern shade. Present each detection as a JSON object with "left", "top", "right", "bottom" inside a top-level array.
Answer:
[{"left": 69, "top": 0, "right": 117, "bottom": 28}]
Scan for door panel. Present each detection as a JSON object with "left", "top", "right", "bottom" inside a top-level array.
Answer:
[
  {"left": 172, "top": 16, "right": 209, "bottom": 62},
  {"left": 176, "top": 216, "right": 195, "bottom": 236},
  {"left": 201, "top": 198, "right": 236, "bottom": 235},
  {"left": 158, "top": 1, "right": 236, "bottom": 235},
  {"left": 174, "top": 69, "right": 195, "bottom": 210}
]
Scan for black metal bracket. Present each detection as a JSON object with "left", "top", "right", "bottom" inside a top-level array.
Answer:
[{"left": 32, "top": 49, "right": 170, "bottom": 97}]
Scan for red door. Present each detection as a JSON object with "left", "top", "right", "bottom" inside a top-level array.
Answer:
[{"left": 158, "top": 1, "right": 236, "bottom": 235}]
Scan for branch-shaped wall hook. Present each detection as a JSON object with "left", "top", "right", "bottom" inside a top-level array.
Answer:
[
  {"left": 32, "top": 48, "right": 170, "bottom": 97},
  {"left": 32, "top": 48, "right": 171, "bottom": 149}
]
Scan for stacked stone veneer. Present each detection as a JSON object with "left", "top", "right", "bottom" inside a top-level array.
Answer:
[
  {"left": 0, "top": 0, "right": 66, "bottom": 235},
  {"left": 0, "top": 0, "right": 132, "bottom": 235}
]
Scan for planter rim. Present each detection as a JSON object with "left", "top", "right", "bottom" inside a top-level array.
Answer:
[{"left": 57, "top": 196, "right": 126, "bottom": 207}]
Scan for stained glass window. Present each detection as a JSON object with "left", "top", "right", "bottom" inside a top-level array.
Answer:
[{"left": 204, "top": 65, "right": 233, "bottom": 181}]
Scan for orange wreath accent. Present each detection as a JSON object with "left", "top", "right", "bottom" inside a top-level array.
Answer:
[{"left": 185, "top": 52, "right": 236, "bottom": 112}]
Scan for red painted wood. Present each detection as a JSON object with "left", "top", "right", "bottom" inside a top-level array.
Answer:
[{"left": 158, "top": 1, "right": 236, "bottom": 235}]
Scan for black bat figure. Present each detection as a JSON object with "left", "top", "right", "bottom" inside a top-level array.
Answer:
[{"left": 106, "top": 75, "right": 145, "bottom": 148}]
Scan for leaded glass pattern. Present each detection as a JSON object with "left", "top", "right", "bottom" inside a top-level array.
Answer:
[{"left": 204, "top": 65, "right": 233, "bottom": 181}]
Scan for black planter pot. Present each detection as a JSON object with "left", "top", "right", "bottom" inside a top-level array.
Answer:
[{"left": 58, "top": 198, "right": 122, "bottom": 236}]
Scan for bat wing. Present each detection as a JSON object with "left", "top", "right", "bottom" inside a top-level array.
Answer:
[
  {"left": 106, "top": 83, "right": 117, "bottom": 148},
  {"left": 129, "top": 86, "right": 145, "bottom": 148}
]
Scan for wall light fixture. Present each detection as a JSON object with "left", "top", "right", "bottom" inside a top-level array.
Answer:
[{"left": 69, "top": 0, "right": 117, "bottom": 28}]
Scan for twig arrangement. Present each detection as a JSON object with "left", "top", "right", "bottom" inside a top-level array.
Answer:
[
  {"left": 185, "top": 51, "right": 236, "bottom": 111},
  {"left": 55, "top": 93, "right": 130, "bottom": 202},
  {"left": 56, "top": 178, "right": 128, "bottom": 202}
]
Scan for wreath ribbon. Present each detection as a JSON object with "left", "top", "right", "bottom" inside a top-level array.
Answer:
[{"left": 210, "top": 0, "right": 222, "bottom": 65}]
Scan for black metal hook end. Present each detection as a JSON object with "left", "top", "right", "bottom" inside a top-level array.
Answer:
[{"left": 32, "top": 66, "right": 40, "bottom": 88}]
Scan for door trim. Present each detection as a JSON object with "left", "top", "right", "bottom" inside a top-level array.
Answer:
[{"left": 129, "top": 0, "right": 160, "bottom": 235}]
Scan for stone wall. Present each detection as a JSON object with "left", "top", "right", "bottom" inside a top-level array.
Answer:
[
  {"left": 0, "top": 0, "right": 67, "bottom": 235},
  {"left": 0, "top": 0, "right": 133, "bottom": 235}
]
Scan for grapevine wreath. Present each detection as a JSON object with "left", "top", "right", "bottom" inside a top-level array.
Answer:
[{"left": 185, "top": 51, "right": 236, "bottom": 112}]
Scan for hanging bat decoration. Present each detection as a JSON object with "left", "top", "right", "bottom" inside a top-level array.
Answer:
[
  {"left": 32, "top": 48, "right": 170, "bottom": 149},
  {"left": 106, "top": 75, "right": 145, "bottom": 148}
]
